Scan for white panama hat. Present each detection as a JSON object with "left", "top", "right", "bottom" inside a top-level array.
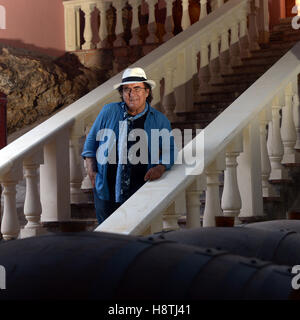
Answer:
[{"left": 113, "top": 67, "right": 156, "bottom": 90}]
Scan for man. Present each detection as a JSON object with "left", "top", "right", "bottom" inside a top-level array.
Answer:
[{"left": 82, "top": 67, "right": 176, "bottom": 225}]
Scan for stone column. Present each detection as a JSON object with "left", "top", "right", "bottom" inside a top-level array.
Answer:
[
  {"left": 181, "top": 0, "right": 191, "bottom": 30},
  {"left": 81, "top": 3, "right": 94, "bottom": 50},
  {"left": 97, "top": 0, "right": 109, "bottom": 48},
  {"left": 113, "top": 0, "right": 126, "bottom": 47}
]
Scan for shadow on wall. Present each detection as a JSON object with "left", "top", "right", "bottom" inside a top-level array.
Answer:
[{"left": 0, "top": 38, "right": 65, "bottom": 58}]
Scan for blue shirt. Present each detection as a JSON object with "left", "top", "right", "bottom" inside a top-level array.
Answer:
[{"left": 81, "top": 102, "right": 177, "bottom": 201}]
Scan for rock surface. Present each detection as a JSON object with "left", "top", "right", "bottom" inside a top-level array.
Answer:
[{"left": 0, "top": 46, "right": 100, "bottom": 135}]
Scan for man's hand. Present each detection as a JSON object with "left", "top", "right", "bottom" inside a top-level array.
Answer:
[
  {"left": 85, "top": 157, "right": 97, "bottom": 188},
  {"left": 144, "top": 165, "right": 166, "bottom": 181}
]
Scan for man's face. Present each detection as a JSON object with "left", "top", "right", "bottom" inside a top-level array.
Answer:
[{"left": 122, "top": 83, "right": 149, "bottom": 115}]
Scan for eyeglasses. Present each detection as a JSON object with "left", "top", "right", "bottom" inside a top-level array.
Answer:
[{"left": 122, "top": 86, "right": 147, "bottom": 94}]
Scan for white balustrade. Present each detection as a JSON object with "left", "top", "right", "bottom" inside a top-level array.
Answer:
[
  {"left": 197, "top": 37, "right": 210, "bottom": 97},
  {"left": 238, "top": 5, "right": 251, "bottom": 58},
  {"left": 281, "top": 82, "right": 300, "bottom": 164},
  {"left": 113, "top": 0, "right": 126, "bottom": 47},
  {"left": 294, "top": 93, "right": 300, "bottom": 150},
  {"left": 200, "top": 0, "right": 208, "bottom": 19},
  {"left": 163, "top": 0, "right": 174, "bottom": 41},
  {"left": 248, "top": 0, "right": 260, "bottom": 51},
  {"left": 97, "top": 0, "right": 109, "bottom": 48},
  {"left": 219, "top": 24, "right": 233, "bottom": 74},
  {"left": 146, "top": 0, "right": 159, "bottom": 44},
  {"left": 162, "top": 62, "right": 177, "bottom": 121},
  {"left": 267, "top": 96, "right": 289, "bottom": 180},
  {"left": 0, "top": 162, "right": 23, "bottom": 240},
  {"left": 209, "top": 29, "right": 223, "bottom": 84},
  {"left": 162, "top": 202, "right": 180, "bottom": 231},
  {"left": 21, "top": 151, "right": 46, "bottom": 238},
  {"left": 81, "top": 3, "right": 94, "bottom": 50},
  {"left": 259, "top": 110, "right": 279, "bottom": 197},
  {"left": 229, "top": 17, "right": 242, "bottom": 66},
  {"left": 40, "top": 131, "right": 71, "bottom": 222},
  {"left": 203, "top": 155, "right": 225, "bottom": 227},
  {"left": 129, "top": 0, "right": 142, "bottom": 45},
  {"left": 186, "top": 175, "right": 205, "bottom": 228},
  {"left": 237, "top": 118, "right": 264, "bottom": 218},
  {"left": 181, "top": 0, "right": 191, "bottom": 31},
  {"left": 221, "top": 136, "right": 243, "bottom": 218}
]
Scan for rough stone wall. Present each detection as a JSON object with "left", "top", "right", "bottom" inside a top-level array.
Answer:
[{"left": 0, "top": 46, "right": 99, "bottom": 135}]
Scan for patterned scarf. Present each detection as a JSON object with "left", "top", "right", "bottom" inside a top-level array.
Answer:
[{"left": 115, "top": 103, "right": 149, "bottom": 203}]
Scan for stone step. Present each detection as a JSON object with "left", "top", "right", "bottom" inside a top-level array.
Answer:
[{"left": 231, "top": 63, "right": 272, "bottom": 74}]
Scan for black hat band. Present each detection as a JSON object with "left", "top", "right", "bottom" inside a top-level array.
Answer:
[{"left": 122, "top": 76, "right": 147, "bottom": 83}]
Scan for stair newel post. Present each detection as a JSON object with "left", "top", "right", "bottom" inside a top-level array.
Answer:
[
  {"left": 162, "top": 61, "right": 177, "bottom": 122},
  {"left": 229, "top": 16, "right": 242, "bottom": 67},
  {"left": 81, "top": 3, "right": 94, "bottom": 50},
  {"left": 197, "top": 37, "right": 210, "bottom": 98},
  {"left": 186, "top": 175, "right": 205, "bottom": 228},
  {"left": 97, "top": 0, "right": 109, "bottom": 48},
  {"left": 181, "top": 0, "right": 191, "bottom": 31},
  {"left": 200, "top": 0, "right": 208, "bottom": 20},
  {"left": 293, "top": 92, "right": 300, "bottom": 150},
  {"left": 146, "top": 0, "right": 159, "bottom": 44},
  {"left": 63, "top": 2, "right": 79, "bottom": 51},
  {"left": 219, "top": 23, "right": 233, "bottom": 75},
  {"left": 0, "top": 162, "right": 23, "bottom": 240},
  {"left": 40, "top": 128, "right": 71, "bottom": 222},
  {"left": 259, "top": 109, "right": 279, "bottom": 198},
  {"left": 163, "top": 0, "right": 174, "bottom": 41},
  {"left": 238, "top": 5, "right": 251, "bottom": 58},
  {"left": 281, "top": 82, "right": 300, "bottom": 164},
  {"left": 113, "top": 0, "right": 126, "bottom": 47},
  {"left": 237, "top": 117, "right": 264, "bottom": 218},
  {"left": 248, "top": 0, "right": 260, "bottom": 51},
  {"left": 267, "top": 96, "right": 289, "bottom": 181},
  {"left": 221, "top": 135, "right": 243, "bottom": 221},
  {"left": 209, "top": 29, "right": 223, "bottom": 84},
  {"left": 203, "top": 154, "right": 225, "bottom": 227},
  {"left": 129, "top": 0, "right": 142, "bottom": 45},
  {"left": 21, "top": 151, "right": 46, "bottom": 238},
  {"left": 162, "top": 202, "right": 180, "bottom": 231}
]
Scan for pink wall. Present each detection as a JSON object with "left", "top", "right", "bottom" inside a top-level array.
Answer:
[{"left": 0, "top": 0, "right": 65, "bottom": 57}]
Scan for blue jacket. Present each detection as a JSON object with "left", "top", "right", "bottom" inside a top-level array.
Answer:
[{"left": 82, "top": 102, "right": 177, "bottom": 201}]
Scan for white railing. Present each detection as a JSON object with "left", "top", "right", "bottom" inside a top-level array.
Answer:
[
  {"left": 0, "top": 0, "right": 282, "bottom": 240},
  {"left": 62, "top": 0, "right": 269, "bottom": 51}
]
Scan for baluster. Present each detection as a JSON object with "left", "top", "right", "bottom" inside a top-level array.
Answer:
[
  {"left": 281, "top": 82, "right": 300, "bottom": 164},
  {"left": 267, "top": 97, "right": 289, "bottom": 181},
  {"left": 63, "top": 3, "right": 78, "bottom": 51},
  {"left": 40, "top": 130, "right": 71, "bottom": 222},
  {"left": 221, "top": 136, "right": 243, "bottom": 220},
  {"left": 230, "top": 17, "right": 242, "bottom": 67},
  {"left": 163, "top": 0, "right": 174, "bottom": 41},
  {"left": 0, "top": 163, "right": 23, "bottom": 240},
  {"left": 181, "top": 0, "right": 191, "bottom": 30},
  {"left": 197, "top": 37, "right": 210, "bottom": 98},
  {"left": 128, "top": 0, "right": 142, "bottom": 45},
  {"left": 70, "top": 132, "right": 90, "bottom": 204},
  {"left": 162, "top": 202, "right": 180, "bottom": 231},
  {"left": 97, "top": 0, "right": 109, "bottom": 48},
  {"left": 209, "top": 29, "right": 223, "bottom": 84},
  {"left": 237, "top": 118, "right": 264, "bottom": 218},
  {"left": 186, "top": 175, "right": 205, "bottom": 228},
  {"left": 146, "top": 0, "right": 159, "bottom": 44},
  {"left": 219, "top": 23, "right": 233, "bottom": 74},
  {"left": 113, "top": 0, "right": 126, "bottom": 46},
  {"left": 81, "top": 3, "right": 93, "bottom": 50},
  {"left": 21, "top": 152, "right": 46, "bottom": 238},
  {"left": 294, "top": 93, "right": 300, "bottom": 150},
  {"left": 200, "top": 0, "right": 208, "bottom": 19},
  {"left": 248, "top": 0, "right": 260, "bottom": 51},
  {"left": 259, "top": 110, "right": 279, "bottom": 197},
  {"left": 238, "top": 5, "right": 251, "bottom": 58},
  {"left": 203, "top": 156, "right": 225, "bottom": 227},
  {"left": 162, "top": 63, "right": 176, "bottom": 121}
]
